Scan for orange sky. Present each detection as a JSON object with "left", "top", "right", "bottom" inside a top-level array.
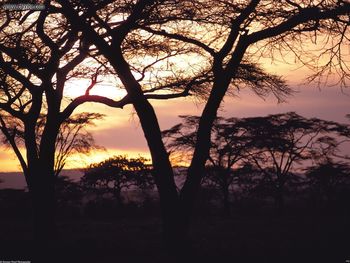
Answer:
[
  {"left": 1, "top": 84, "right": 349, "bottom": 172},
  {"left": 1, "top": 56, "right": 349, "bottom": 172}
]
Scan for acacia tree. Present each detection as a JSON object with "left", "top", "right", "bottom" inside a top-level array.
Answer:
[
  {"left": 0, "top": 5, "right": 114, "bottom": 252},
  {"left": 0, "top": 112, "right": 103, "bottom": 177},
  {"left": 52, "top": 113, "right": 104, "bottom": 177},
  {"left": 55, "top": 175, "right": 83, "bottom": 213},
  {"left": 0, "top": 1, "right": 202, "bottom": 254},
  {"left": 81, "top": 155, "right": 153, "bottom": 205},
  {"left": 303, "top": 116, "right": 350, "bottom": 206},
  {"left": 53, "top": 0, "right": 350, "bottom": 249},
  {"left": 239, "top": 112, "right": 350, "bottom": 212},
  {"left": 163, "top": 113, "right": 350, "bottom": 214},
  {"left": 310, "top": 114, "right": 350, "bottom": 163},
  {"left": 305, "top": 160, "right": 350, "bottom": 205},
  {"left": 163, "top": 116, "right": 252, "bottom": 216}
]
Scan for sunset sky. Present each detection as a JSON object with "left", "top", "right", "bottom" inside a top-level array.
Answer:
[
  {"left": 0, "top": 58, "right": 349, "bottom": 172},
  {"left": 1, "top": 2, "right": 349, "bottom": 174}
]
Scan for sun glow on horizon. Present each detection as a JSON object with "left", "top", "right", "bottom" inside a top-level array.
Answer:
[
  {"left": 63, "top": 78, "right": 127, "bottom": 100},
  {"left": 64, "top": 148, "right": 152, "bottom": 170},
  {"left": 0, "top": 145, "right": 152, "bottom": 173}
]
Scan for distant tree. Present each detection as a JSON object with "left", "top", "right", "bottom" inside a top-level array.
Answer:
[
  {"left": 81, "top": 156, "right": 153, "bottom": 205},
  {"left": 310, "top": 115, "right": 350, "bottom": 163},
  {"left": 305, "top": 160, "right": 350, "bottom": 205},
  {"left": 163, "top": 116, "right": 252, "bottom": 216},
  {"left": 164, "top": 112, "right": 350, "bottom": 214},
  {"left": 55, "top": 175, "right": 82, "bottom": 210},
  {"left": 240, "top": 112, "right": 349, "bottom": 212},
  {"left": 234, "top": 163, "right": 263, "bottom": 198}
]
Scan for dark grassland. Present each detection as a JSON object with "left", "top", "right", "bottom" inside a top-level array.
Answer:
[{"left": 1, "top": 207, "right": 349, "bottom": 263}]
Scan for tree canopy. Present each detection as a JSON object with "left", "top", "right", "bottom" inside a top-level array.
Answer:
[
  {"left": 81, "top": 155, "right": 153, "bottom": 204},
  {"left": 163, "top": 112, "right": 350, "bottom": 212}
]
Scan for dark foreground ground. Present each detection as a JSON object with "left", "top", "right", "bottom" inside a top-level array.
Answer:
[{"left": 0, "top": 213, "right": 349, "bottom": 263}]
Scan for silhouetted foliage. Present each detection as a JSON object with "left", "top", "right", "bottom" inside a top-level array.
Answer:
[
  {"left": 55, "top": 176, "right": 82, "bottom": 206},
  {"left": 0, "top": 4, "right": 109, "bottom": 251},
  {"left": 305, "top": 160, "right": 350, "bottom": 205},
  {"left": 1, "top": 112, "right": 104, "bottom": 177},
  {"left": 81, "top": 156, "right": 153, "bottom": 205},
  {"left": 238, "top": 112, "right": 349, "bottom": 212},
  {"left": 163, "top": 116, "right": 253, "bottom": 215},
  {"left": 164, "top": 112, "right": 350, "bottom": 214}
]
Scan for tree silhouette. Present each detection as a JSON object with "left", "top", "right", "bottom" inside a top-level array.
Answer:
[
  {"left": 55, "top": 175, "right": 82, "bottom": 216},
  {"left": 238, "top": 112, "right": 350, "bottom": 212},
  {"left": 54, "top": 0, "right": 350, "bottom": 251},
  {"left": 164, "top": 113, "right": 350, "bottom": 214},
  {"left": 305, "top": 160, "right": 350, "bottom": 206},
  {"left": 163, "top": 116, "right": 252, "bottom": 216},
  {"left": 0, "top": 5, "right": 109, "bottom": 253},
  {"left": 81, "top": 155, "right": 153, "bottom": 205},
  {"left": 310, "top": 116, "right": 350, "bottom": 163},
  {"left": 0, "top": 112, "right": 104, "bottom": 177}
]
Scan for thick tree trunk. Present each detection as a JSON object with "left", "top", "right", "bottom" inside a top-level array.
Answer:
[
  {"left": 27, "top": 125, "right": 59, "bottom": 261},
  {"left": 27, "top": 166, "right": 56, "bottom": 262},
  {"left": 178, "top": 76, "right": 234, "bottom": 241},
  {"left": 132, "top": 100, "right": 184, "bottom": 252},
  {"left": 178, "top": 37, "right": 249, "bottom": 235},
  {"left": 104, "top": 48, "right": 185, "bottom": 252},
  {"left": 31, "top": 182, "right": 56, "bottom": 243}
]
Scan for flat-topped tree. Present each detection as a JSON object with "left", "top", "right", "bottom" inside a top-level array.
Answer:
[
  {"left": 305, "top": 159, "right": 350, "bottom": 204},
  {"left": 162, "top": 116, "right": 254, "bottom": 216},
  {"left": 163, "top": 113, "right": 350, "bottom": 215},
  {"left": 55, "top": 0, "right": 350, "bottom": 250},
  {"left": 81, "top": 155, "right": 153, "bottom": 205},
  {"left": 238, "top": 112, "right": 350, "bottom": 213}
]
